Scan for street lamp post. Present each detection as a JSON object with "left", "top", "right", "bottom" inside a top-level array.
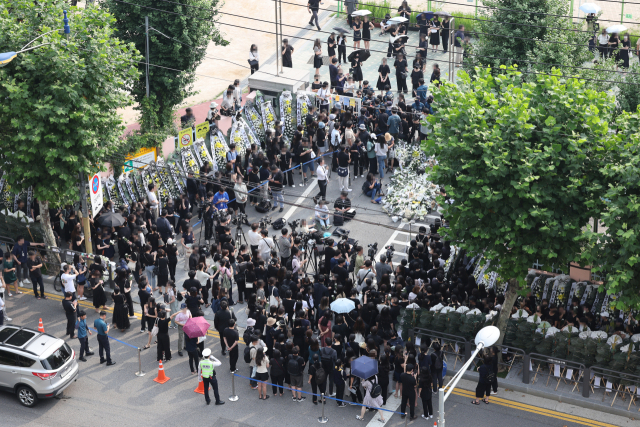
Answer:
[
  {"left": 437, "top": 326, "right": 500, "bottom": 427},
  {"left": 0, "top": 10, "right": 70, "bottom": 67}
]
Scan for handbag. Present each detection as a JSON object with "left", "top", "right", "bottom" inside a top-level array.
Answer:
[
  {"left": 153, "top": 266, "right": 159, "bottom": 276},
  {"left": 248, "top": 59, "right": 259, "bottom": 68},
  {"left": 337, "top": 167, "right": 349, "bottom": 177},
  {"left": 151, "top": 318, "right": 159, "bottom": 338}
]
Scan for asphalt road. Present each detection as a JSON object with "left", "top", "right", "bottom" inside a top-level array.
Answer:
[{"left": 1, "top": 289, "right": 634, "bottom": 427}]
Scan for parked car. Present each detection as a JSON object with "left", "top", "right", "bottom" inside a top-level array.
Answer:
[{"left": 0, "top": 325, "right": 79, "bottom": 407}]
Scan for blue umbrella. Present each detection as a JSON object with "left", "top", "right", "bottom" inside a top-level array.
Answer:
[
  {"left": 418, "top": 12, "right": 434, "bottom": 21},
  {"left": 351, "top": 355, "right": 379, "bottom": 379},
  {"left": 330, "top": 298, "right": 355, "bottom": 314}
]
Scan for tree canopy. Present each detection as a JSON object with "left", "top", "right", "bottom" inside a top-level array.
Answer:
[
  {"left": 104, "top": 0, "right": 227, "bottom": 123},
  {"left": 0, "top": 0, "right": 140, "bottom": 243},
  {"left": 424, "top": 66, "right": 615, "bottom": 340}
]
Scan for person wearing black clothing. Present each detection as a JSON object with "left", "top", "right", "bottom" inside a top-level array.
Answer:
[
  {"left": 472, "top": 355, "right": 493, "bottom": 404},
  {"left": 376, "top": 58, "right": 391, "bottom": 93},
  {"left": 377, "top": 109, "right": 389, "bottom": 134},
  {"left": 431, "top": 343, "right": 444, "bottom": 392},
  {"left": 27, "top": 252, "right": 45, "bottom": 299},
  {"left": 223, "top": 319, "right": 240, "bottom": 372},
  {"left": 410, "top": 63, "right": 424, "bottom": 96},
  {"left": 399, "top": 363, "right": 417, "bottom": 420},
  {"left": 490, "top": 346, "right": 499, "bottom": 394},
  {"left": 213, "top": 301, "right": 236, "bottom": 355},
  {"left": 454, "top": 25, "right": 465, "bottom": 67},
  {"left": 378, "top": 354, "right": 391, "bottom": 405},
  {"left": 281, "top": 39, "right": 294, "bottom": 68},
  {"left": 156, "top": 312, "right": 171, "bottom": 362},
  {"left": 441, "top": 17, "right": 450, "bottom": 53},
  {"left": 418, "top": 361, "right": 434, "bottom": 418},
  {"left": 350, "top": 137, "right": 364, "bottom": 178},
  {"left": 329, "top": 57, "right": 339, "bottom": 87},
  {"left": 296, "top": 138, "right": 314, "bottom": 186},
  {"left": 62, "top": 292, "right": 77, "bottom": 338},
  {"left": 394, "top": 53, "right": 408, "bottom": 94},
  {"left": 270, "top": 348, "right": 286, "bottom": 395},
  {"left": 138, "top": 282, "right": 150, "bottom": 332},
  {"left": 334, "top": 192, "right": 353, "bottom": 225},
  {"left": 307, "top": 0, "right": 321, "bottom": 31},
  {"left": 331, "top": 258, "right": 349, "bottom": 286}
]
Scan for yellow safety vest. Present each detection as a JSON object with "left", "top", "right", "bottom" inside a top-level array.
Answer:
[{"left": 200, "top": 359, "right": 214, "bottom": 378}]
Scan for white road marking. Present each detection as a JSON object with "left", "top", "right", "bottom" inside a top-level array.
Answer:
[
  {"left": 282, "top": 180, "right": 318, "bottom": 221},
  {"left": 364, "top": 394, "right": 402, "bottom": 427}
]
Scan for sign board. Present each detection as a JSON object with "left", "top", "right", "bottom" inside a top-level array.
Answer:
[
  {"left": 178, "top": 127, "right": 194, "bottom": 148},
  {"left": 123, "top": 147, "right": 157, "bottom": 173},
  {"left": 195, "top": 122, "right": 210, "bottom": 140},
  {"left": 89, "top": 174, "right": 103, "bottom": 218}
]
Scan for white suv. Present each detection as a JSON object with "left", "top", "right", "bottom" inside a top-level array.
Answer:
[{"left": 0, "top": 325, "right": 79, "bottom": 407}]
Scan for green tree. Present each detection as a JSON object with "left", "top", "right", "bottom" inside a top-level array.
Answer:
[
  {"left": 105, "top": 0, "right": 227, "bottom": 125},
  {"left": 424, "top": 66, "right": 614, "bottom": 345},
  {"left": 0, "top": 0, "right": 141, "bottom": 248},
  {"left": 467, "top": 0, "right": 593, "bottom": 79},
  {"left": 581, "top": 111, "right": 640, "bottom": 311},
  {"left": 615, "top": 63, "right": 640, "bottom": 115}
]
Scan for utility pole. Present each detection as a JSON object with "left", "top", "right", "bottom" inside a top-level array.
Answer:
[
  {"left": 274, "top": 0, "right": 280, "bottom": 74},
  {"left": 78, "top": 172, "right": 93, "bottom": 254},
  {"left": 145, "top": 16, "right": 150, "bottom": 97}
]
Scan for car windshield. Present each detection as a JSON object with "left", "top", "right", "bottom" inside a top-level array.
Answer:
[
  {"left": 41, "top": 343, "right": 72, "bottom": 370},
  {"left": 0, "top": 327, "right": 19, "bottom": 342},
  {"left": 5, "top": 330, "right": 36, "bottom": 347}
]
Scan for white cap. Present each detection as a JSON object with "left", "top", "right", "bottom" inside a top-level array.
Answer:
[
  {"left": 210, "top": 102, "right": 218, "bottom": 109},
  {"left": 166, "top": 238, "right": 174, "bottom": 245},
  {"left": 246, "top": 318, "right": 256, "bottom": 327},
  {"left": 202, "top": 348, "right": 211, "bottom": 357}
]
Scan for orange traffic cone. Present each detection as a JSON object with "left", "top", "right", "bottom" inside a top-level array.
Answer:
[
  {"left": 153, "top": 361, "right": 170, "bottom": 384},
  {"left": 194, "top": 375, "right": 210, "bottom": 394},
  {"left": 38, "top": 318, "right": 45, "bottom": 333}
]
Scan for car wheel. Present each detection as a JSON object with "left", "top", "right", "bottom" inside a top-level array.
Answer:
[{"left": 16, "top": 386, "right": 38, "bottom": 408}]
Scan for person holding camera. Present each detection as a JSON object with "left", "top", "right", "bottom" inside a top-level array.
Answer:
[
  {"left": 278, "top": 228, "right": 293, "bottom": 268},
  {"left": 375, "top": 254, "right": 393, "bottom": 286}
]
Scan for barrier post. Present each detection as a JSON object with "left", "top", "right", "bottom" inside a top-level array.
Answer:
[
  {"left": 582, "top": 367, "right": 590, "bottom": 398},
  {"left": 135, "top": 348, "right": 145, "bottom": 377},
  {"left": 522, "top": 354, "right": 530, "bottom": 384},
  {"left": 229, "top": 373, "right": 239, "bottom": 401},
  {"left": 318, "top": 392, "right": 328, "bottom": 423}
]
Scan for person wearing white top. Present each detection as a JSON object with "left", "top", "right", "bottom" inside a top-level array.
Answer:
[
  {"left": 232, "top": 79, "right": 242, "bottom": 110},
  {"left": 248, "top": 44, "right": 259, "bottom": 74},
  {"left": 315, "top": 201, "right": 331, "bottom": 230},
  {"left": 374, "top": 136, "right": 389, "bottom": 180},
  {"left": 257, "top": 229, "right": 274, "bottom": 262},
  {"left": 61, "top": 264, "right": 78, "bottom": 294},
  {"left": 248, "top": 224, "right": 262, "bottom": 253},
  {"left": 318, "top": 83, "right": 331, "bottom": 114},
  {"left": 0, "top": 295, "right": 5, "bottom": 325},
  {"left": 597, "top": 29, "right": 610, "bottom": 60},
  {"left": 315, "top": 158, "right": 329, "bottom": 202},
  {"left": 146, "top": 183, "right": 159, "bottom": 222}
]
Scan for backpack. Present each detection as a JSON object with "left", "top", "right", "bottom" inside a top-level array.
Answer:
[
  {"left": 315, "top": 365, "right": 327, "bottom": 384},
  {"left": 287, "top": 355, "right": 301, "bottom": 376},
  {"left": 286, "top": 257, "right": 294, "bottom": 271},
  {"left": 320, "top": 349, "right": 333, "bottom": 370},
  {"left": 244, "top": 345, "right": 255, "bottom": 364},
  {"left": 370, "top": 377, "right": 382, "bottom": 398},
  {"left": 243, "top": 327, "right": 255, "bottom": 345},
  {"left": 211, "top": 298, "right": 221, "bottom": 314},
  {"left": 221, "top": 271, "right": 232, "bottom": 290},
  {"left": 433, "top": 351, "right": 443, "bottom": 370},
  {"left": 255, "top": 199, "right": 272, "bottom": 213}
]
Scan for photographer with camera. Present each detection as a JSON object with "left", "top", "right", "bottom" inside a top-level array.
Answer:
[
  {"left": 333, "top": 191, "right": 353, "bottom": 227},
  {"left": 258, "top": 229, "right": 275, "bottom": 263},
  {"left": 356, "top": 260, "right": 376, "bottom": 292},
  {"left": 375, "top": 254, "right": 393, "bottom": 286},
  {"left": 278, "top": 228, "right": 293, "bottom": 268}
]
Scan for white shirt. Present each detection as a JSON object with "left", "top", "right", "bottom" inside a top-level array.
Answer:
[
  {"left": 248, "top": 230, "right": 262, "bottom": 246},
  {"left": 331, "top": 128, "right": 341, "bottom": 147},
  {"left": 0, "top": 296, "right": 4, "bottom": 311},
  {"left": 61, "top": 273, "right": 77, "bottom": 293},
  {"left": 316, "top": 164, "right": 328, "bottom": 181},
  {"left": 375, "top": 143, "right": 388, "bottom": 157},
  {"left": 291, "top": 256, "right": 301, "bottom": 274},
  {"left": 598, "top": 34, "right": 609, "bottom": 44},
  {"left": 318, "top": 87, "right": 330, "bottom": 105},
  {"left": 233, "top": 86, "right": 242, "bottom": 104},
  {"left": 195, "top": 270, "right": 210, "bottom": 287},
  {"left": 258, "top": 237, "right": 274, "bottom": 259},
  {"left": 249, "top": 51, "right": 259, "bottom": 62},
  {"left": 222, "top": 92, "right": 234, "bottom": 109},
  {"left": 147, "top": 191, "right": 159, "bottom": 210}
]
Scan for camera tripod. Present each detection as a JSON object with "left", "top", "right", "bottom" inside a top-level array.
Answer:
[
  {"left": 301, "top": 239, "right": 319, "bottom": 276},
  {"left": 235, "top": 222, "right": 248, "bottom": 248}
]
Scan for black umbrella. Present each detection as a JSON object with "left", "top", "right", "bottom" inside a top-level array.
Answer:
[
  {"left": 348, "top": 49, "right": 371, "bottom": 63},
  {"left": 332, "top": 26, "right": 348, "bottom": 35},
  {"left": 395, "top": 35, "right": 409, "bottom": 44},
  {"left": 95, "top": 211, "right": 125, "bottom": 228}
]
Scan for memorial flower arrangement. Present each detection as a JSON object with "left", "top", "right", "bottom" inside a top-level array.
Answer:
[
  {"left": 122, "top": 175, "right": 137, "bottom": 205},
  {"left": 194, "top": 140, "right": 215, "bottom": 171},
  {"left": 105, "top": 176, "right": 125, "bottom": 208},
  {"left": 131, "top": 172, "right": 146, "bottom": 201},
  {"left": 167, "top": 160, "right": 185, "bottom": 194},
  {"left": 146, "top": 163, "right": 170, "bottom": 206},
  {"left": 154, "top": 159, "right": 178, "bottom": 200},
  {"left": 297, "top": 94, "right": 311, "bottom": 126},
  {"left": 0, "top": 179, "right": 15, "bottom": 212},
  {"left": 210, "top": 128, "right": 232, "bottom": 171},
  {"left": 244, "top": 104, "right": 265, "bottom": 143},
  {"left": 260, "top": 100, "right": 277, "bottom": 134},
  {"left": 181, "top": 146, "right": 200, "bottom": 175},
  {"left": 116, "top": 176, "right": 132, "bottom": 206},
  {"left": 381, "top": 169, "right": 439, "bottom": 220},
  {"left": 280, "top": 91, "right": 295, "bottom": 139}
]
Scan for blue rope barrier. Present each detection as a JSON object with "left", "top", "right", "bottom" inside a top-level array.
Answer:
[
  {"left": 232, "top": 372, "right": 405, "bottom": 415},
  {"left": 88, "top": 327, "right": 139, "bottom": 350}
]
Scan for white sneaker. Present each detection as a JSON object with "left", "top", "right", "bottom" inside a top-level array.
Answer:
[
  {"left": 5, "top": 317, "right": 12, "bottom": 322},
  {"left": 353, "top": 176, "right": 357, "bottom": 179},
  {"left": 290, "top": 184, "right": 295, "bottom": 187},
  {"left": 79, "top": 296, "right": 87, "bottom": 301},
  {"left": 19, "top": 281, "right": 23, "bottom": 287},
  {"left": 430, "top": 415, "right": 433, "bottom": 419},
  {"left": 24, "top": 279, "right": 31, "bottom": 284},
  {"left": 299, "top": 183, "right": 304, "bottom": 187},
  {"left": 361, "top": 175, "right": 365, "bottom": 178},
  {"left": 345, "top": 188, "right": 353, "bottom": 192},
  {"left": 422, "top": 415, "right": 428, "bottom": 420}
]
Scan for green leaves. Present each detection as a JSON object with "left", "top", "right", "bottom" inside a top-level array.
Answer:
[{"left": 545, "top": 116, "right": 557, "bottom": 127}]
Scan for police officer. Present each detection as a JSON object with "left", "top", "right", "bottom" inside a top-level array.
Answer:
[
  {"left": 203, "top": 191, "right": 217, "bottom": 245},
  {"left": 199, "top": 348, "right": 225, "bottom": 405}
]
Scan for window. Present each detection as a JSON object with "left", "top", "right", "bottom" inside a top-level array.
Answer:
[
  {"left": 0, "top": 327, "right": 19, "bottom": 342},
  {"left": 18, "top": 355, "right": 36, "bottom": 367},
  {"left": 5, "top": 330, "right": 36, "bottom": 347},
  {"left": 0, "top": 349, "right": 18, "bottom": 367},
  {"left": 41, "top": 343, "right": 72, "bottom": 370}
]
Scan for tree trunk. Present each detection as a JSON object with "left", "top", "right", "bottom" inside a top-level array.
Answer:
[
  {"left": 495, "top": 278, "right": 519, "bottom": 366},
  {"left": 38, "top": 200, "right": 61, "bottom": 265}
]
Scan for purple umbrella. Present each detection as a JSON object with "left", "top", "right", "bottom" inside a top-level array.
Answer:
[
  {"left": 351, "top": 355, "right": 378, "bottom": 379},
  {"left": 183, "top": 317, "right": 211, "bottom": 338}
]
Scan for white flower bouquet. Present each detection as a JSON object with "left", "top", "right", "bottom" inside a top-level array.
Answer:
[
  {"left": 280, "top": 91, "right": 295, "bottom": 139},
  {"left": 381, "top": 167, "right": 439, "bottom": 220},
  {"left": 194, "top": 139, "right": 215, "bottom": 171},
  {"left": 466, "top": 308, "right": 482, "bottom": 316},
  {"left": 154, "top": 159, "right": 178, "bottom": 200},
  {"left": 244, "top": 104, "right": 265, "bottom": 143},
  {"left": 511, "top": 309, "right": 529, "bottom": 320},
  {"left": 116, "top": 175, "right": 133, "bottom": 206},
  {"left": 180, "top": 146, "right": 200, "bottom": 175},
  {"left": 167, "top": 159, "right": 185, "bottom": 194},
  {"left": 430, "top": 303, "right": 444, "bottom": 312},
  {"left": 210, "top": 127, "right": 232, "bottom": 171},
  {"left": 122, "top": 175, "right": 137, "bottom": 204},
  {"left": 146, "top": 163, "right": 169, "bottom": 206},
  {"left": 297, "top": 93, "right": 311, "bottom": 126},
  {"left": 456, "top": 306, "right": 469, "bottom": 314},
  {"left": 260, "top": 100, "right": 277, "bottom": 134}
]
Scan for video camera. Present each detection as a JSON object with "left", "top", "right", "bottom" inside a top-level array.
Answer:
[
  {"left": 288, "top": 219, "right": 300, "bottom": 233},
  {"left": 231, "top": 213, "right": 247, "bottom": 226},
  {"left": 385, "top": 245, "right": 395, "bottom": 260},
  {"left": 367, "top": 242, "right": 378, "bottom": 260},
  {"left": 259, "top": 216, "right": 272, "bottom": 229}
]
